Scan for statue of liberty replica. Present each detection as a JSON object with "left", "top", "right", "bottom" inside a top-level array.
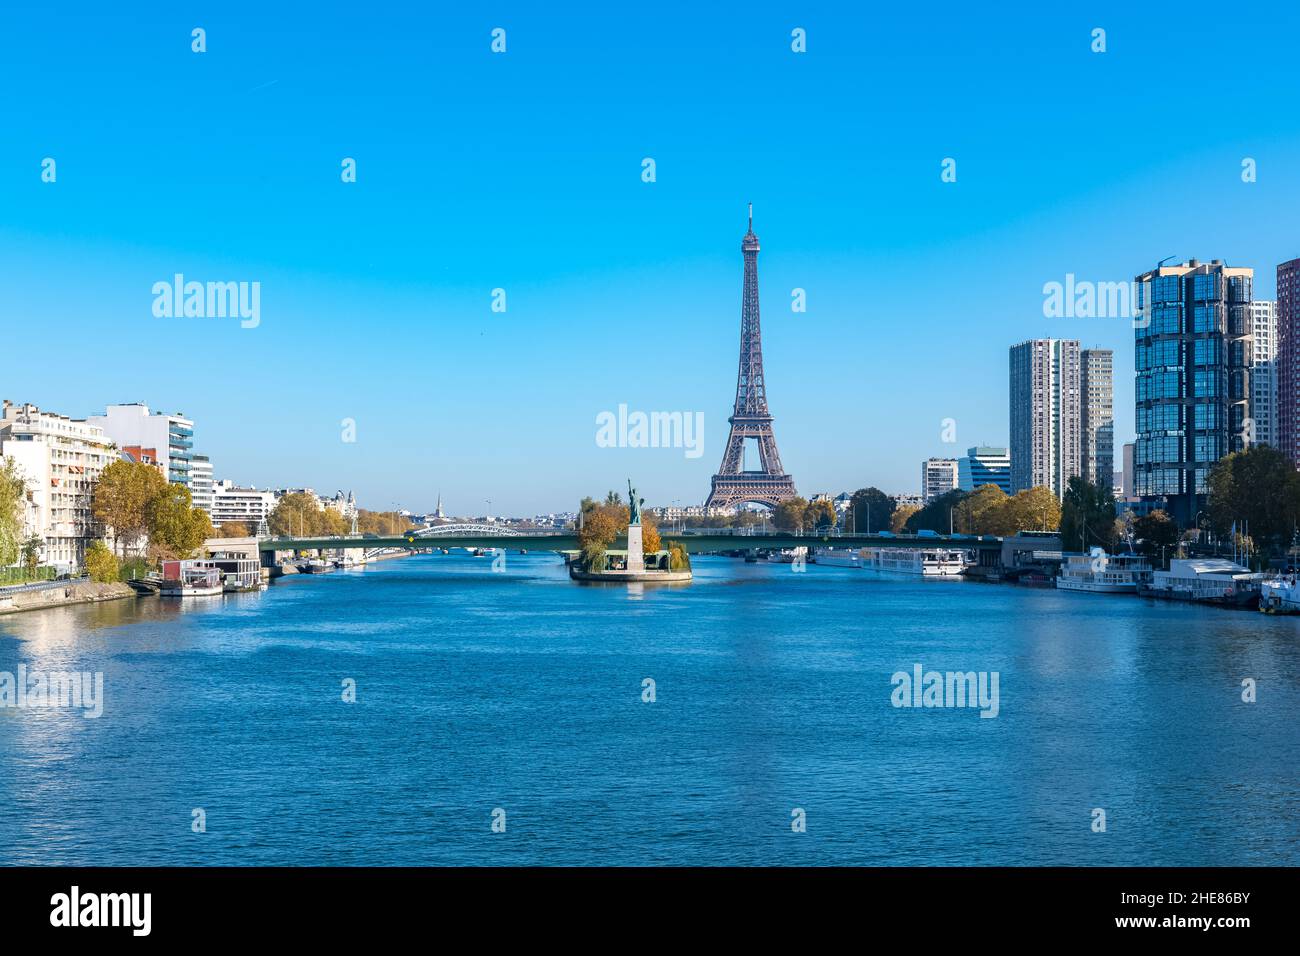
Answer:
[{"left": 625, "top": 479, "right": 645, "bottom": 571}]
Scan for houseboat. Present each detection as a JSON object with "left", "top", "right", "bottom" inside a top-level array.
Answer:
[
  {"left": 767, "top": 547, "right": 807, "bottom": 564},
  {"left": 1056, "top": 552, "right": 1153, "bottom": 593},
  {"left": 861, "top": 547, "right": 970, "bottom": 576},
  {"left": 159, "top": 560, "right": 223, "bottom": 597},
  {"left": 212, "top": 557, "right": 266, "bottom": 593},
  {"left": 1141, "top": 558, "right": 1264, "bottom": 607}
]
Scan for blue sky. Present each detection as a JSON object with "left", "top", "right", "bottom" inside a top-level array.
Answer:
[{"left": 3, "top": 2, "right": 1300, "bottom": 515}]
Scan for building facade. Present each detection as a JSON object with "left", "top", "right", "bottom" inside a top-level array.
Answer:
[
  {"left": 1248, "top": 300, "right": 1277, "bottom": 449},
  {"left": 1133, "top": 259, "right": 1252, "bottom": 525},
  {"left": 87, "top": 403, "right": 195, "bottom": 488},
  {"left": 190, "top": 454, "right": 214, "bottom": 514},
  {"left": 957, "top": 446, "right": 1012, "bottom": 494},
  {"left": 1009, "top": 339, "right": 1081, "bottom": 498},
  {"left": 1080, "top": 348, "right": 1114, "bottom": 489},
  {"left": 0, "top": 401, "right": 116, "bottom": 571},
  {"left": 1278, "top": 260, "right": 1300, "bottom": 466},
  {"left": 921, "top": 458, "right": 959, "bottom": 502},
  {"left": 210, "top": 480, "right": 276, "bottom": 530}
]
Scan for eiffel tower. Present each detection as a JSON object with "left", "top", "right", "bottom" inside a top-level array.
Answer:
[{"left": 705, "top": 205, "right": 798, "bottom": 511}]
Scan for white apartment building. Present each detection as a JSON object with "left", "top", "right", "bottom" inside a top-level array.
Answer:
[
  {"left": 921, "top": 458, "right": 960, "bottom": 503},
  {"left": 190, "top": 454, "right": 214, "bottom": 513},
  {"left": 210, "top": 480, "right": 276, "bottom": 530},
  {"left": 0, "top": 401, "right": 116, "bottom": 571},
  {"left": 321, "top": 490, "right": 358, "bottom": 520},
  {"left": 1250, "top": 300, "right": 1277, "bottom": 448},
  {"left": 1010, "top": 339, "right": 1082, "bottom": 498},
  {"left": 87, "top": 403, "right": 195, "bottom": 488}
]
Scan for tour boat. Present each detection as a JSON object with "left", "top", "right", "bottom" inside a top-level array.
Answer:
[
  {"left": 767, "top": 547, "right": 807, "bottom": 564},
  {"left": 1259, "top": 575, "right": 1300, "bottom": 614},
  {"left": 1056, "top": 553, "right": 1152, "bottom": 594},
  {"left": 860, "top": 547, "right": 969, "bottom": 576}
]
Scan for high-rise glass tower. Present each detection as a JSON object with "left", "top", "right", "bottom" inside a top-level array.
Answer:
[
  {"left": 1277, "top": 259, "right": 1300, "bottom": 467},
  {"left": 1249, "top": 300, "right": 1277, "bottom": 449},
  {"left": 1133, "top": 259, "right": 1252, "bottom": 525},
  {"left": 1009, "top": 339, "right": 1081, "bottom": 498}
]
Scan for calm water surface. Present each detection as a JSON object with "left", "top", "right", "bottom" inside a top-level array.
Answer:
[{"left": 1, "top": 553, "right": 1296, "bottom": 865}]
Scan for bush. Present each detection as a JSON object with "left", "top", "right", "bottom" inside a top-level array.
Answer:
[{"left": 83, "top": 540, "right": 120, "bottom": 583}]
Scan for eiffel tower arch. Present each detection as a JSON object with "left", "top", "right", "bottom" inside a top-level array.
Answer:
[{"left": 705, "top": 205, "right": 798, "bottom": 511}]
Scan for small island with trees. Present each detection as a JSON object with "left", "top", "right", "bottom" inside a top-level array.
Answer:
[{"left": 569, "top": 482, "right": 692, "bottom": 584}]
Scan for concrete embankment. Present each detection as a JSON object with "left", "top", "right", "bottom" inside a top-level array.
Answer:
[{"left": 0, "top": 581, "right": 135, "bottom": 616}]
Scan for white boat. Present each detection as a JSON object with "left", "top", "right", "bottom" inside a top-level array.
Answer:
[
  {"left": 767, "top": 547, "right": 807, "bottom": 564},
  {"left": 213, "top": 557, "right": 266, "bottom": 592},
  {"left": 1259, "top": 575, "right": 1300, "bottom": 614},
  {"left": 813, "top": 548, "right": 861, "bottom": 568},
  {"left": 1056, "top": 552, "right": 1152, "bottom": 593},
  {"left": 861, "top": 547, "right": 969, "bottom": 576}
]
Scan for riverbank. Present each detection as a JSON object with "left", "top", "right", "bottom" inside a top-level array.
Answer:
[{"left": 0, "top": 580, "right": 135, "bottom": 616}]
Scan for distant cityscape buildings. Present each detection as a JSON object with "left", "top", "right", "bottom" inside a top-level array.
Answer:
[
  {"left": 1133, "top": 259, "right": 1252, "bottom": 525},
  {"left": 958, "top": 446, "right": 1012, "bottom": 495}
]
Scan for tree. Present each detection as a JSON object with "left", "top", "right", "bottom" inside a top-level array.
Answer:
[
  {"left": 1207, "top": 445, "right": 1300, "bottom": 551},
  {"left": 1060, "top": 476, "right": 1117, "bottom": 552},
  {"left": 804, "top": 498, "right": 838, "bottom": 532},
  {"left": 356, "top": 510, "right": 412, "bottom": 535},
  {"left": 955, "top": 484, "right": 1010, "bottom": 535},
  {"left": 666, "top": 540, "right": 691, "bottom": 571},
  {"left": 1002, "top": 487, "right": 1062, "bottom": 533},
  {"left": 772, "top": 496, "right": 810, "bottom": 532},
  {"left": 577, "top": 502, "right": 626, "bottom": 550},
  {"left": 21, "top": 535, "right": 42, "bottom": 573},
  {"left": 218, "top": 521, "right": 251, "bottom": 537},
  {"left": 848, "top": 487, "right": 895, "bottom": 534},
  {"left": 905, "top": 490, "right": 966, "bottom": 534},
  {"left": 92, "top": 459, "right": 168, "bottom": 555},
  {"left": 891, "top": 505, "right": 919, "bottom": 533},
  {"left": 1134, "top": 510, "right": 1179, "bottom": 566},
  {"left": 640, "top": 514, "right": 661, "bottom": 554},
  {"left": 83, "top": 540, "right": 119, "bottom": 583},
  {"left": 0, "top": 456, "right": 26, "bottom": 566},
  {"left": 145, "top": 484, "right": 213, "bottom": 559}
]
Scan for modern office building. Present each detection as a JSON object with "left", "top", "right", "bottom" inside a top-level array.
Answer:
[
  {"left": 1080, "top": 348, "right": 1114, "bottom": 489},
  {"left": 0, "top": 401, "right": 116, "bottom": 571},
  {"left": 87, "top": 403, "right": 195, "bottom": 488},
  {"left": 209, "top": 480, "right": 276, "bottom": 530},
  {"left": 190, "top": 454, "right": 215, "bottom": 513},
  {"left": 1009, "top": 339, "right": 1081, "bottom": 498},
  {"left": 921, "top": 458, "right": 960, "bottom": 502},
  {"left": 1276, "top": 259, "right": 1300, "bottom": 466},
  {"left": 1248, "top": 300, "right": 1277, "bottom": 448},
  {"left": 957, "top": 446, "right": 1012, "bottom": 494},
  {"left": 1133, "top": 259, "right": 1252, "bottom": 525}
]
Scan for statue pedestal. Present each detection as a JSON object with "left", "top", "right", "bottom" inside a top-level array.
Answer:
[{"left": 625, "top": 525, "right": 645, "bottom": 572}]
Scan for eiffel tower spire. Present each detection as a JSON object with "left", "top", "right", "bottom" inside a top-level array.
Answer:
[{"left": 705, "top": 206, "right": 798, "bottom": 511}]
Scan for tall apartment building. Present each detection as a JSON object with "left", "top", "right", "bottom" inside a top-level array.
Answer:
[
  {"left": 0, "top": 401, "right": 116, "bottom": 570},
  {"left": 1249, "top": 300, "right": 1277, "bottom": 448},
  {"left": 957, "top": 446, "right": 1012, "bottom": 494},
  {"left": 1080, "top": 348, "right": 1114, "bottom": 489},
  {"left": 190, "top": 454, "right": 215, "bottom": 513},
  {"left": 1133, "top": 259, "right": 1252, "bottom": 525},
  {"left": 1009, "top": 339, "right": 1081, "bottom": 498},
  {"left": 920, "top": 458, "right": 959, "bottom": 502},
  {"left": 87, "top": 403, "right": 195, "bottom": 488},
  {"left": 1276, "top": 258, "right": 1300, "bottom": 466}
]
